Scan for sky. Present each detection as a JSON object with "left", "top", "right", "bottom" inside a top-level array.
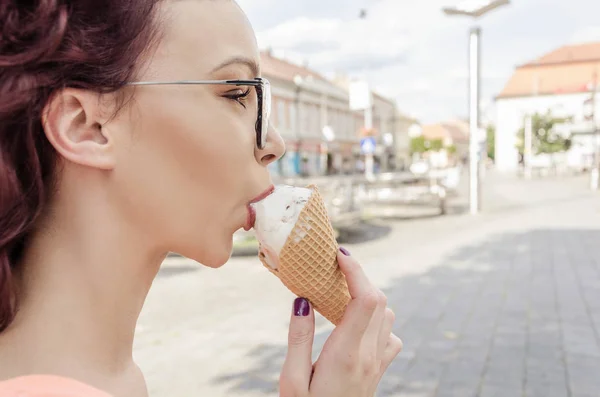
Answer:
[{"left": 236, "top": 0, "right": 600, "bottom": 124}]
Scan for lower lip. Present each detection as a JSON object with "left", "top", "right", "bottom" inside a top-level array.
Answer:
[
  {"left": 244, "top": 185, "right": 274, "bottom": 231},
  {"left": 244, "top": 206, "right": 256, "bottom": 231}
]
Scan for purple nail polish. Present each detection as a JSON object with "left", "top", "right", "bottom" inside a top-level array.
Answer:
[
  {"left": 339, "top": 247, "right": 351, "bottom": 256},
  {"left": 294, "top": 298, "right": 310, "bottom": 316}
]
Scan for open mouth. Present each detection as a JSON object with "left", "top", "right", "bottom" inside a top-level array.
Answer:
[
  {"left": 245, "top": 185, "right": 275, "bottom": 230},
  {"left": 244, "top": 206, "right": 256, "bottom": 231}
]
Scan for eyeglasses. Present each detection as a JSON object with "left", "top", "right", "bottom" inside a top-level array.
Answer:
[{"left": 128, "top": 78, "right": 271, "bottom": 149}]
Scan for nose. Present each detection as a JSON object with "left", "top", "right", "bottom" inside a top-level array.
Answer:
[{"left": 256, "top": 124, "right": 285, "bottom": 167}]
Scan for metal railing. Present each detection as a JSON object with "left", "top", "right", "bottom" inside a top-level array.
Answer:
[
  {"left": 233, "top": 168, "right": 461, "bottom": 248},
  {"left": 274, "top": 168, "right": 459, "bottom": 225}
]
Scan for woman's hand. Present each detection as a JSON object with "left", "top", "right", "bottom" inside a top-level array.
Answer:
[{"left": 279, "top": 248, "right": 403, "bottom": 397}]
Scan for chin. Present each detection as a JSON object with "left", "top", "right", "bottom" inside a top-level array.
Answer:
[{"left": 188, "top": 238, "right": 234, "bottom": 268}]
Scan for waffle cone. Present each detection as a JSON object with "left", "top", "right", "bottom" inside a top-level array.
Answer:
[{"left": 258, "top": 185, "right": 351, "bottom": 325}]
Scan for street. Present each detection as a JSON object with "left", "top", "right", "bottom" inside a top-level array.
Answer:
[{"left": 133, "top": 172, "right": 600, "bottom": 397}]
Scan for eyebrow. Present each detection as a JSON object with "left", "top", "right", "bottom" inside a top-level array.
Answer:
[{"left": 211, "top": 56, "right": 260, "bottom": 77}]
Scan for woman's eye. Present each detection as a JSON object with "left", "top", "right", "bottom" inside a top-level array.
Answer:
[{"left": 224, "top": 88, "right": 250, "bottom": 108}]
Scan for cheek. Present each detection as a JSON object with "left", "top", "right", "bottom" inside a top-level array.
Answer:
[
  {"left": 141, "top": 92, "right": 255, "bottom": 170},
  {"left": 111, "top": 96, "right": 257, "bottom": 241}
]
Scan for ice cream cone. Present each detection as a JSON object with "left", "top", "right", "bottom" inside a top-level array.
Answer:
[{"left": 258, "top": 185, "right": 351, "bottom": 325}]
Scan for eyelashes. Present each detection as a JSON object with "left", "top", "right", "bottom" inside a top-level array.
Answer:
[{"left": 224, "top": 88, "right": 251, "bottom": 108}]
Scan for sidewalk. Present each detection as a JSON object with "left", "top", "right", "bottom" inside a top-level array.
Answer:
[
  {"left": 379, "top": 173, "right": 600, "bottom": 397},
  {"left": 139, "top": 173, "right": 600, "bottom": 397}
]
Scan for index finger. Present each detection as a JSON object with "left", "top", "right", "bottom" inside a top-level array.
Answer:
[
  {"left": 335, "top": 248, "right": 381, "bottom": 342},
  {"left": 337, "top": 248, "right": 373, "bottom": 299}
]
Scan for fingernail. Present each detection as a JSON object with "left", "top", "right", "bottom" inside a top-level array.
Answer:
[
  {"left": 294, "top": 298, "right": 310, "bottom": 316},
  {"left": 339, "top": 247, "right": 351, "bottom": 256}
]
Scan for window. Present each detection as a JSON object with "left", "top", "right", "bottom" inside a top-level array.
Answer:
[
  {"left": 290, "top": 105, "right": 297, "bottom": 138},
  {"left": 278, "top": 100, "right": 286, "bottom": 130},
  {"left": 313, "top": 105, "right": 320, "bottom": 133},
  {"left": 330, "top": 110, "right": 337, "bottom": 134},
  {"left": 301, "top": 103, "right": 310, "bottom": 135}
]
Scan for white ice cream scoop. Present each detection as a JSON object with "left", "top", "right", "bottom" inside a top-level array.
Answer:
[{"left": 251, "top": 185, "right": 312, "bottom": 270}]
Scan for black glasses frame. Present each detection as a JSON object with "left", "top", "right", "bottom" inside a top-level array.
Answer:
[{"left": 128, "top": 78, "right": 271, "bottom": 149}]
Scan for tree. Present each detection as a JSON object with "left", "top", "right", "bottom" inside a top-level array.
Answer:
[
  {"left": 486, "top": 125, "right": 495, "bottom": 161},
  {"left": 410, "top": 136, "right": 428, "bottom": 154},
  {"left": 430, "top": 138, "right": 444, "bottom": 151},
  {"left": 410, "top": 136, "right": 455, "bottom": 156},
  {"left": 516, "top": 111, "right": 572, "bottom": 155}
]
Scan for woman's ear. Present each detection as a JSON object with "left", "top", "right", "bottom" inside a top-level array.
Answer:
[{"left": 41, "top": 89, "right": 117, "bottom": 170}]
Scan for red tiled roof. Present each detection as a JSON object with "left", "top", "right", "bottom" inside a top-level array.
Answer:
[
  {"left": 498, "top": 42, "right": 600, "bottom": 99},
  {"left": 260, "top": 51, "right": 398, "bottom": 109},
  {"left": 421, "top": 124, "right": 447, "bottom": 140},
  {"left": 498, "top": 62, "right": 599, "bottom": 98},
  {"left": 260, "top": 51, "right": 329, "bottom": 84},
  {"left": 421, "top": 122, "right": 469, "bottom": 144},
  {"left": 525, "top": 42, "right": 600, "bottom": 66},
  {"left": 442, "top": 123, "right": 469, "bottom": 143}
]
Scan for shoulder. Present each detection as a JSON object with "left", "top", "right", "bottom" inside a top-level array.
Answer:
[{"left": 0, "top": 375, "right": 112, "bottom": 397}]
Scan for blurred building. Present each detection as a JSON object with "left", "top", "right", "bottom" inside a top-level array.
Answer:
[
  {"left": 417, "top": 121, "right": 469, "bottom": 168},
  {"left": 260, "top": 50, "right": 414, "bottom": 177},
  {"left": 371, "top": 92, "right": 413, "bottom": 171},
  {"left": 495, "top": 42, "right": 600, "bottom": 172},
  {"left": 331, "top": 74, "right": 417, "bottom": 171}
]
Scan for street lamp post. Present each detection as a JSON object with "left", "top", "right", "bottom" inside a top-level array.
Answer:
[
  {"left": 524, "top": 114, "right": 533, "bottom": 179},
  {"left": 347, "top": 5, "right": 383, "bottom": 177},
  {"left": 587, "top": 73, "right": 599, "bottom": 190},
  {"left": 468, "top": 26, "right": 482, "bottom": 213},
  {"left": 359, "top": 8, "right": 375, "bottom": 179},
  {"left": 293, "top": 76, "right": 303, "bottom": 176},
  {"left": 443, "top": 0, "right": 509, "bottom": 215}
]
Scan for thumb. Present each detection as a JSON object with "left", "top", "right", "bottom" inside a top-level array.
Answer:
[{"left": 280, "top": 297, "right": 315, "bottom": 396}]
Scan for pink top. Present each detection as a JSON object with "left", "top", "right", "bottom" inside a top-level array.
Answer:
[{"left": 0, "top": 375, "right": 111, "bottom": 397}]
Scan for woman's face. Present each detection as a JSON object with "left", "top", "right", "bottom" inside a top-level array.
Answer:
[{"left": 104, "top": 0, "right": 285, "bottom": 266}]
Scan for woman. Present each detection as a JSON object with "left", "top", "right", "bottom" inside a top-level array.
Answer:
[{"left": 0, "top": 0, "right": 403, "bottom": 396}]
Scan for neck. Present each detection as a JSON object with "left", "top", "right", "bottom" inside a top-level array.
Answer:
[{"left": 0, "top": 174, "right": 165, "bottom": 389}]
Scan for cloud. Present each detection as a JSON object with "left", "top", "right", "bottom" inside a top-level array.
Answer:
[
  {"left": 570, "top": 26, "right": 600, "bottom": 44},
  {"left": 256, "top": 15, "right": 410, "bottom": 74},
  {"left": 238, "top": 0, "right": 600, "bottom": 123},
  {"left": 287, "top": 39, "right": 341, "bottom": 54},
  {"left": 237, "top": 0, "right": 371, "bottom": 28}
]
